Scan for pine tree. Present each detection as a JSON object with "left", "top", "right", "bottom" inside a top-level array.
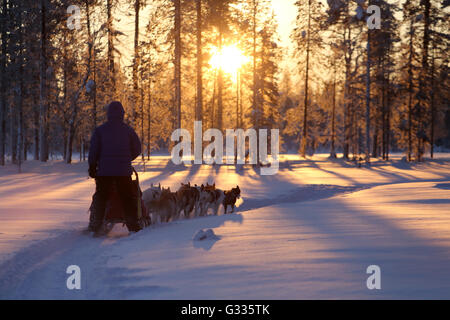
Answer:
[
  {"left": 132, "top": 0, "right": 143, "bottom": 129},
  {"left": 0, "top": 0, "right": 7, "bottom": 165},
  {"left": 106, "top": 0, "right": 117, "bottom": 98},
  {"left": 326, "top": 0, "right": 365, "bottom": 160},
  {"left": 195, "top": 0, "right": 203, "bottom": 124},
  {"left": 207, "top": 0, "right": 235, "bottom": 132},
  {"left": 39, "top": 0, "right": 48, "bottom": 162},
  {"left": 174, "top": 0, "right": 182, "bottom": 130},
  {"left": 293, "top": 0, "right": 323, "bottom": 157}
]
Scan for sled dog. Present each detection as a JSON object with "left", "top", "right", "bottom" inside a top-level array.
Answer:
[
  {"left": 223, "top": 186, "right": 241, "bottom": 213},
  {"left": 151, "top": 187, "right": 178, "bottom": 223},
  {"left": 176, "top": 182, "right": 200, "bottom": 219},
  {"left": 142, "top": 183, "right": 162, "bottom": 209},
  {"left": 203, "top": 183, "right": 225, "bottom": 215}
]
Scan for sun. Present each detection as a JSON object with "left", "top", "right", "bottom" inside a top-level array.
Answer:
[{"left": 209, "top": 45, "right": 249, "bottom": 78}]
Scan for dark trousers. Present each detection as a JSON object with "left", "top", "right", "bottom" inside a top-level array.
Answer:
[{"left": 89, "top": 176, "right": 140, "bottom": 232}]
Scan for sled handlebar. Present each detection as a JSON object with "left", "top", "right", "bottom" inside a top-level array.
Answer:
[{"left": 132, "top": 167, "right": 140, "bottom": 184}]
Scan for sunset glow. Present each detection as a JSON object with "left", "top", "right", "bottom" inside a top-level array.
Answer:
[{"left": 209, "top": 45, "right": 249, "bottom": 78}]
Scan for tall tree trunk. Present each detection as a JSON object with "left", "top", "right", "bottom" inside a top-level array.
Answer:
[
  {"left": 252, "top": 0, "right": 258, "bottom": 130},
  {"left": 217, "top": 33, "right": 223, "bottom": 131},
  {"left": 418, "top": 0, "right": 431, "bottom": 162},
  {"left": 0, "top": 0, "right": 7, "bottom": 165},
  {"left": 195, "top": 0, "right": 203, "bottom": 123},
  {"left": 251, "top": 0, "right": 261, "bottom": 164},
  {"left": 66, "top": 120, "right": 75, "bottom": 164},
  {"left": 107, "top": 0, "right": 115, "bottom": 96},
  {"left": 382, "top": 85, "right": 387, "bottom": 160},
  {"left": 23, "top": 126, "right": 27, "bottom": 161},
  {"left": 385, "top": 76, "right": 391, "bottom": 161},
  {"left": 430, "top": 43, "right": 435, "bottom": 159},
  {"left": 147, "top": 78, "right": 151, "bottom": 160},
  {"left": 79, "top": 136, "right": 82, "bottom": 162},
  {"left": 17, "top": 7, "right": 24, "bottom": 170},
  {"left": 174, "top": 0, "right": 181, "bottom": 130},
  {"left": 33, "top": 107, "right": 39, "bottom": 160},
  {"left": 365, "top": 29, "right": 371, "bottom": 164},
  {"left": 62, "top": 35, "right": 68, "bottom": 161},
  {"left": 63, "top": 124, "right": 67, "bottom": 160},
  {"left": 407, "top": 18, "right": 413, "bottom": 162},
  {"left": 372, "top": 120, "right": 378, "bottom": 157},
  {"left": 133, "top": 0, "right": 140, "bottom": 128},
  {"left": 85, "top": 0, "right": 95, "bottom": 132},
  {"left": 239, "top": 71, "right": 243, "bottom": 128},
  {"left": 39, "top": 0, "right": 48, "bottom": 162},
  {"left": 140, "top": 87, "right": 144, "bottom": 161},
  {"left": 83, "top": 137, "right": 86, "bottom": 161},
  {"left": 93, "top": 44, "right": 97, "bottom": 129},
  {"left": 210, "top": 69, "right": 217, "bottom": 128},
  {"left": 236, "top": 70, "right": 239, "bottom": 128},
  {"left": 343, "top": 25, "right": 352, "bottom": 160},
  {"left": 300, "top": 0, "right": 311, "bottom": 158},
  {"left": 67, "top": 1, "right": 93, "bottom": 163},
  {"left": 9, "top": 100, "right": 16, "bottom": 163},
  {"left": 330, "top": 63, "right": 337, "bottom": 158},
  {"left": 381, "top": 57, "right": 386, "bottom": 160}
]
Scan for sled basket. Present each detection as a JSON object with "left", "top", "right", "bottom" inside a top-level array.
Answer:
[{"left": 104, "top": 168, "right": 151, "bottom": 228}]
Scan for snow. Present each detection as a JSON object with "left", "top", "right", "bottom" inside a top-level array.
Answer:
[
  {"left": 193, "top": 229, "right": 221, "bottom": 241},
  {"left": 0, "top": 154, "right": 450, "bottom": 299}
]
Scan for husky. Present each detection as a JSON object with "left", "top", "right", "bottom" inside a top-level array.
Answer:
[
  {"left": 223, "top": 186, "right": 241, "bottom": 214},
  {"left": 151, "top": 187, "right": 178, "bottom": 223},
  {"left": 195, "top": 184, "right": 215, "bottom": 216},
  {"left": 203, "top": 183, "right": 225, "bottom": 215},
  {"left": 176, "top": 182, "right": 200, "bottom": 219},
  {"left": 194, "top": 184, "right": 208, "bottom": 216},
  {"left": 142, "top": 183, "right": 162, "bottom": 209}
]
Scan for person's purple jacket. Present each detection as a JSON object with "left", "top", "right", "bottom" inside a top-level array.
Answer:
[{"left": 88, "top": 101, "right": 141, "bottom": 176}]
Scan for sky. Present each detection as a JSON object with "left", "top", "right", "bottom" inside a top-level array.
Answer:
[{"left": 270, "top": 0, "right": 298, "bottom": 48}]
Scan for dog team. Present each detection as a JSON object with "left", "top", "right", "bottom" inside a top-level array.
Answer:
[{"left": 142, "top": 182, "right": 241, "bottom": 224}]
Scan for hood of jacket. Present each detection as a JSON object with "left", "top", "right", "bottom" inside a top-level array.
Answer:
[{"left": 107, "top": 101, "right": 125, "bottom": 122}]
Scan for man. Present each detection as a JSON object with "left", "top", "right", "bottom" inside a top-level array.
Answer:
[{"left": 88, "top": 101, "right": 142, "bottom": 235}]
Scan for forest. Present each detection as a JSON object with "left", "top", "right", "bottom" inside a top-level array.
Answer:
[{"left": 0, "top": 0, "right": 449, "bottom": 167}]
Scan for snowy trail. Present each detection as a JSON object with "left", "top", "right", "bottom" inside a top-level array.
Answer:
[{"left": 1, "top": 155, "right": 450, "bottom": 299}]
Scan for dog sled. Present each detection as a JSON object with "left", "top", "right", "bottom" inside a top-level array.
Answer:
[
  {"left": 89, "top": 172, "right": 242, "bottom": 235},
  {"left": 96, "top": 168, "right": 151, "bottom": 235}
]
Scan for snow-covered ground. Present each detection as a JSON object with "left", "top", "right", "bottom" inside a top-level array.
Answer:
[{"left": 0, "top": 154, "right": 450, "bottom": 299}]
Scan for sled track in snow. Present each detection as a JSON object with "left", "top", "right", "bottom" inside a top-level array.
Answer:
[
  {"left": 0, "top": 228, "right": 89, "bottom": 299},
  {"left": 238, "top": 184, "right": 365, "bottom": 213},
  {"left": 237, "top": 179, "right": 450, "bottom": 213},
  {"left": 0, "top": 227, "right": 144, "bottom": 299}
]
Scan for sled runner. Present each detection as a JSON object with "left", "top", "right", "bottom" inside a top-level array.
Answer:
[{"left": 90, "top": 168, "right": 151, "bottom": 236}]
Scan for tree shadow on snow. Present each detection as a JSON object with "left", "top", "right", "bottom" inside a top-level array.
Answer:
[{"left": 435, "top": 183, "right": 450, "bottom": 190}]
